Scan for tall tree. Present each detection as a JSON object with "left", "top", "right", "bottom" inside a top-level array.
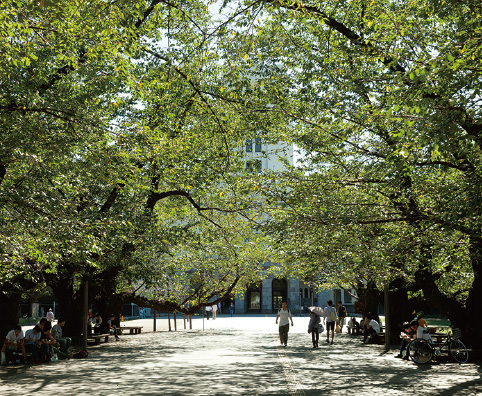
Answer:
[{"left": 219, "top": 0, "right": 481, "bottom": 344}]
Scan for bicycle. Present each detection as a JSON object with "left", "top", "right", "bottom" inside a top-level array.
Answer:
[{"left": 408, "top": 327, "right": 469, "bottom": 364}]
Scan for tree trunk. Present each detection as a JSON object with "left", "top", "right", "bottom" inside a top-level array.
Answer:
[
  {"left": 464, "top": 236, "right": 482, "bottom": 348},
  {"left": 354, "top": 281, "right": 382, "bottom": 322},
  {"left": 0, "top": 293, "right": 22, "bottom": 340},
  {"left": 50, "top": 283, "right": 84, "bottom": 337}
]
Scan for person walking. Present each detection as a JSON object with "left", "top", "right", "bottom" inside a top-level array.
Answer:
[
  {"left": 308, "top": 309, "right": 321, "bottom": 348},
  {"left": 229, "top": 302, "right": 235, "bottom": 317},
  {"left": 211, "top": 304, "right": 218, "bottom": 320},
  {"left": 46, "top": 308, "right": 54, "bottom": 322},
  {"left": 323, "top": 300, "right": 337, "bottom": 344},
  {"left": 205, "top": 305, "right": 212, "bottom": 320},
  {"left": 336, "top": 301, "right": 347, "bottom": 333},
  {"left": 276, "top": 302, "right": 294, "bottom": 347}
]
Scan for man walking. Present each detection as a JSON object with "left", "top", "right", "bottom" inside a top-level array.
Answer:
[
  {"left": 323, "top": 300, "right": 337, "bottom": 344},
  {"left": 276, "top": 302, "right": 294, "bottom": 346}
]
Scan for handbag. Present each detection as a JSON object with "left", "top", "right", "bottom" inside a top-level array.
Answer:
[{"left": 317, "top": 323, "right": 324, "bottom": 333}]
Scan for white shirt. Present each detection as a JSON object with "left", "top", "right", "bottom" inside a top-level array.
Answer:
[
  {"left": 205, "top": 306, "right": 212, "bottom": 311},
  {"left": 211, "top": 305, "right": 217, "bottom": 312},
  {"left": 417, "top": 326, "right": 432, "bottom": 341},
  {"left": 278, "top": 308, "right": 291, "bottom": 326},
  {"left": 6, "top": 329, "right": 24, "bottom": 343},
  {"left": 47, "top": 311, "right": 54, "bottom": 321},
  {"left": 369, "top": 319, "right": 381, "bottom": 334},
  {"left": 324, "top": 306, "right": 336, "bottom": 323}
]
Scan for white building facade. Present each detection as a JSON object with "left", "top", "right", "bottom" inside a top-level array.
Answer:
[{"left": 232, "top": 139, "right": 356, "bottom": 314}]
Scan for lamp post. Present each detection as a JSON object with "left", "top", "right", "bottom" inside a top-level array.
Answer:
[{"left": 299, "top": 290, "right": 302, "bottom": 317}]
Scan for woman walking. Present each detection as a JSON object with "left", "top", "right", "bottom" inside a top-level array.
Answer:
[{"left": 308, "top": 309, "right": 321, "bottom": 348}]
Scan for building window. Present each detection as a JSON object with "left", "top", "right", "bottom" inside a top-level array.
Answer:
[
  {"left": 255, "top": 137, "right": 262, "bottom": 152},
  {"left": 245, "top": 139, "right": 253, "bottom": 152},
  {"left": 344, "top": 290, "right": 353, "bottom": 304},
  {"left": 249, "top": 292, "right": 260, "bottom": 309},
  {"left": 245, "top": 159, "right": 262, "bottom": 173}
]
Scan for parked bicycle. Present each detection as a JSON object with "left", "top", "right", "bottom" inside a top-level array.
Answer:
[{"left": 408, "top": 327, "right": 469, "bottom": 364}]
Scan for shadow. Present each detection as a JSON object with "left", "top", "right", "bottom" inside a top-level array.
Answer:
[{"left": 1, "top": 330, "right": 481, "bottom": 395}]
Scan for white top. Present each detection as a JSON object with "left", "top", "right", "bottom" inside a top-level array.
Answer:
[
  {"left": 278, "top": 308, "right": 291, "bottom": 326},
  {"left": 6, "top": 329, "right": 24, "bottom": 342},
  {"left": 47, "top": 311, "right": 54, "bottom": 321},
  {"left": 211, "top": 305, "right": 217, "bottom": 312},
  {"left": 369, "top": 319, "right": 381, "bottom": 334},
  {"left": 417, "top": 326, "right": 432, "bottom": 341},
  {"left": 324, "top": 306, "right": 336, "bottom": 323},
  {"left": 205, "top": 306, "right": 212, "bottom": 311}
]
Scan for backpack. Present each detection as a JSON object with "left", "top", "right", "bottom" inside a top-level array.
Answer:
[
  {"left": 340, "top": 306, "right": 347, "bottom": 317},
  {"left": 73, "top": 350, "right": 89, "bottom": 359}
]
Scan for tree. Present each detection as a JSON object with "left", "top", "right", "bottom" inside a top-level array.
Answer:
[
  {"left": 0, "top": 0, "right": 268, "bottom": 336},
  {"left": 219, "top": 0, "right": 481, "bottom": 344}
]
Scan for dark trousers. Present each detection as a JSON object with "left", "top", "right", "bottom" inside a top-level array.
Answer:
[
  {"left": 40, "top": 344, "right": 53, "bottom": 361},
  {"left": 58, "top": 337, "right": 71, "bottom": 353},
  {"left": 363, "top": 328, "right": 378, "bottom": 343},
  {"left": 400, "top": 339, "right": 409, "bottom": 355},
  {"left": 279, "top": 324, "right": 289, "bottom": 345},
  {"left": 311, "top": 329, "right": 319, "bottom": 346},
  {"left": 25, "top": 343, "right": 40, "bottom": 361}
]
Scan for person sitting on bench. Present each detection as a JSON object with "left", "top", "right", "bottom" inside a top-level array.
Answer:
[
  {"left": 411, "top": 320, "right": 432, "bottom": 342},
  {"left": 103, "top": 314, "right": 120, "bottom": 341},
  {"left": 40, "top": 321, "right": 56, "bottom": 362},
  {"left": 24, "top": 325, "right": 42, "bottom": 363},
  {"left": 395, "top": 322, "right": 415, "bottom": 359},
  {"left": 1, "top": 325, "right": 26, "bottom": 364},
  {"left": 347, "top": 317, "right": 361, "bottom": 334},
  {"left": 52, "top": 317, "right": 71, "bottom": 354},
  {"left": 362, "top": 314, "right": 381, "bottom": 344}
]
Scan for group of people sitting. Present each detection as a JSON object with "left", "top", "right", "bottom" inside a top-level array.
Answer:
[
  {"left": 1, "top": 316, "right": 72, "bottom": 365},
  {"left": 346, "top": 314, "right": 382, "bottom": 344},
  {"left": 91, "top": 313, "right": 120, "bottom": 341},
  {"left": 395, "top": 315, "right": 431, "bottom": 360}
]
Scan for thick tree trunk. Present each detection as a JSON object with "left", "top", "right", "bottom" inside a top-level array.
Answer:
[
  {"left": 354, "top": 281, "right": 382, "bottom": 322},
  {"left": 49, "top": 282, "right": 84, "bottom": 337},
  {"left": 387, "top": 278, "right": 411, "bottom": 338},
  {"left": 0, "top": 293, "right": 22, "bottom": 340},
  {"left": 464, "top": 237, "right": 482, "bottom": 348}
]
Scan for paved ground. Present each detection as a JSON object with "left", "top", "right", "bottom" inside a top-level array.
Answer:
[{"left": 1, "top": 315, "right": 481, "bottom": 395}]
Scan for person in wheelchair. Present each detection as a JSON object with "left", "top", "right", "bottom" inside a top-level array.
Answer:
[{"left": 411, "top": 320, "right": 432, "bottom": 342}]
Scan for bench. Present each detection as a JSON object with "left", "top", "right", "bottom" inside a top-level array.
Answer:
[
  {"left": 87, "top": 334, "right": 110, "bottom": 345},
  {"left": 119, "top": 326, "right": 143, "bottom": 335}
]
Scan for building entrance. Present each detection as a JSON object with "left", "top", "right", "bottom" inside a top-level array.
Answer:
[
  {"left": 272, "top": 278, "right": 287, "bottom": 312},
  {"left": 247, "top": 282, "right": 262, "bottom": 312}
]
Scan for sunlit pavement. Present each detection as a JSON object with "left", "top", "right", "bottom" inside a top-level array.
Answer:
[{"left": 1, "top": 315, "right": 481, "bottom": 395}]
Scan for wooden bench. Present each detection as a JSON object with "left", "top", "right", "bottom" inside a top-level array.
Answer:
[
  {"left": 88, "top": 334, "right": 110, "bottom": 345},
  {"left": 119, "top": 326, "right": 143, "bottom": 335}
]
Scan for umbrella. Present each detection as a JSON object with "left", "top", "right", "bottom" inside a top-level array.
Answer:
[{"left": 308, "top": 306, "right": 325, "bottom": 316}]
